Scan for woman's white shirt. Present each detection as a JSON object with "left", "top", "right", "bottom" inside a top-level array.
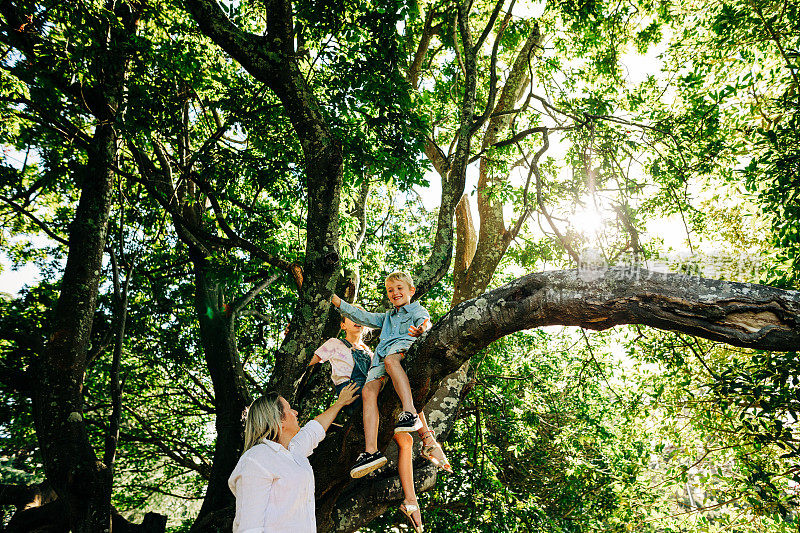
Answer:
[{"left": 229, "top": 420, "right": 326, "bottom": 533}]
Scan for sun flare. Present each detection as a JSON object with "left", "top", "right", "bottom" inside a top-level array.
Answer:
[{"left": 570, "top": 206, "right": 605, "bottom": 236}]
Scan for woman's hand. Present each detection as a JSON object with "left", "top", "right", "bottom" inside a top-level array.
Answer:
[
  {"left": 335, "top": 382, "right": 360, "bottom": 406},
  {"left": 315, "top": 382, "right": 360, "bottom": 432}
]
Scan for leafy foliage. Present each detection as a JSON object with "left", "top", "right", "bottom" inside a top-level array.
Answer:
[{"left": 1, "top": 0, "right": 799, "bottom": 531}]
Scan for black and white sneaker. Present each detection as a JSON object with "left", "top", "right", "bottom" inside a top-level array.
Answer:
[
  {"left": 394, "top": 411, "right": 423, "bottom": 433},
  {"left": 350, "top": 451, "right": 388, "bottom": 478}
]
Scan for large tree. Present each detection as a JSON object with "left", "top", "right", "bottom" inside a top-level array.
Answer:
[{"left": 1, "top": 0, "right": 799, "bottom": 531}]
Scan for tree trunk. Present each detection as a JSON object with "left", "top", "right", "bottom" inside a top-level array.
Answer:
[
  {"left": 32, "top": 122, "right": 120, "bottom": 532},
  {"left": 184, "top": 0, "right": 345, "bottom": 404},
  {"left": 190, "top": 250, "right": 253, "bottom": 526},
  {"left": 6, "top": 0, "right": 164, "bottom": 528}
]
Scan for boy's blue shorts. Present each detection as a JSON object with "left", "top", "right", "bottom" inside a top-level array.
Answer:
[{"left": 366, "top": 361, "right": 386, "bottom": 382}]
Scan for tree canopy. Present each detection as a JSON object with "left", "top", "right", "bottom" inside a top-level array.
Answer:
[{"left": 0, "top": 0, "right": 798, "bottom": 531}]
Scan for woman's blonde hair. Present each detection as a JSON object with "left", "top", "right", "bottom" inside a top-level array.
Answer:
[{"left": 243, "top": 392, "right": 284, "bottom": 452}]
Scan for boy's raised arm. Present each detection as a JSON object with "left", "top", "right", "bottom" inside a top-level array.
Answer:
[
  {"left": 331, "top": 294, "right": 385, "bottom": 329},
  {"left": 408, "top": 318, "right": 430, "bottom": 337}
]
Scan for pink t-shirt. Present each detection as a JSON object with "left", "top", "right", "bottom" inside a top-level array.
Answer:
[{"left": 314, "top": 338, "right": 373, "bottom": 385}]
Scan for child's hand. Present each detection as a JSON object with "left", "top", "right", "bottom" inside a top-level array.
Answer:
[
  {"left": 408, "top": 318, "right": 430, "bottom": 337},
  {"left": 336, "top": 382, "right": 360, "bottom": 406},
  {"left": 331, "top": 294, "right": 342, "bottom": 308}
]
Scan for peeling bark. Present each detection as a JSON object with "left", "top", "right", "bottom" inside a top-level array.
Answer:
[
  {"left": 407, "top": 268, "right": 800, "bottom": 408},
  {"left": 453, "top": 194, "right": 478, "bottom": 299}
]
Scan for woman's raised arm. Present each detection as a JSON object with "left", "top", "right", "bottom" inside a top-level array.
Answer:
[{"left": 314, "top": 382, "right": 359, "bottom": 432}]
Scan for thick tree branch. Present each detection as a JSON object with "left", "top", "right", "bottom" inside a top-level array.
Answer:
[
  {"left": 181, "top": 0, "right": 260, "bottom": 71},
  {"left": 186, "top": 0, "right": 345, "bottom": 408},
  {"left": 423, "top": 138, "right": 450, "bottom": 176},
  {"left": 413, "top": 0, "right": 478, "bottom": 297},
  {"left": 469, "top": 125, "right": 576, "bottom": 163},
  {"left": 349, "top": 178, "right": 370, "bottom": 260},
  {"left": 407, "top": 9, "right": 441, "bottom": 89},
  {"left": 312, "top": 268, "right": 800, "bottom": 506},
  {"left": 474, "top": 0, "right": 506, "bottom": 52},
  {"left": 411, "top": 268, "right": 800, "bottom": 395},
  {"left": 452, "top": 22, "right": 544, "bottom": 305},
  {"left": 470, "top": 5, "right": 513, "bottom": 136}
]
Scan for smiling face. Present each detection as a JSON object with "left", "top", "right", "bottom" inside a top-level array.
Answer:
[{"left": 385, "top": 277, "right": 415, "bottom": 308}]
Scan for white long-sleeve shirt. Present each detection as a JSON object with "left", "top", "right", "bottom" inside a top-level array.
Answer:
[{"left": 228, "top": 420, "right": 326, "bottom": 533}]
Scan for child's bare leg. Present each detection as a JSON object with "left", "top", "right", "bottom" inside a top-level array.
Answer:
[
  {"left": 362, "top": 379, "right": 382, "bottom": 453},
  {"left": 384, "top": 352, "right": 416, "bottom": 413},
  {"left": 395, "top": 432, "right": 416, "bottom": 503},
  {"left": 395, "top": 432, "right": 422, "bottom": 527}
]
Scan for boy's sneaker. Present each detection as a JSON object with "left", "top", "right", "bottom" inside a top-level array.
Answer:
[
  {"left": 350, "top": 451, "right": 387, "bottom": 478},
  {"left": 394, "top": 411, "right": 423, "bottom": 433}
]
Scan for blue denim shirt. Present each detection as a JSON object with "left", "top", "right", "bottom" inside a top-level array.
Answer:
[{"left": 338, "top": 300, "right": 431, "bottom": 361}]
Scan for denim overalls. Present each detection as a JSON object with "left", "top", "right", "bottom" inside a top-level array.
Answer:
[{"left": 334, "top": 339, "right": 372, "bottom": 393}]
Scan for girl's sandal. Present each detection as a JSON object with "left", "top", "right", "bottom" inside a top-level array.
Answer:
[
  {"left": 420, "top": 431, "right": 453, "bottom": 474},
  {"left": 399, "top": 502, "right": 424, "bottom": 533}
]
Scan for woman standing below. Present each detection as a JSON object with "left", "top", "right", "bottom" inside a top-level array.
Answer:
[{"left": 229, "top": 383, "right": 359, "bottom": 533}]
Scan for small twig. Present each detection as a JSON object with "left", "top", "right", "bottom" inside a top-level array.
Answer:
[
  {"left": 531, "top": 129, "right": 580, "bottom": 263},
  {"left": 228, "top": 273, "right": 280, "bottom": 316},
  {"left": 0, "top": 195, "right": 69, "bottom": 245}
]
